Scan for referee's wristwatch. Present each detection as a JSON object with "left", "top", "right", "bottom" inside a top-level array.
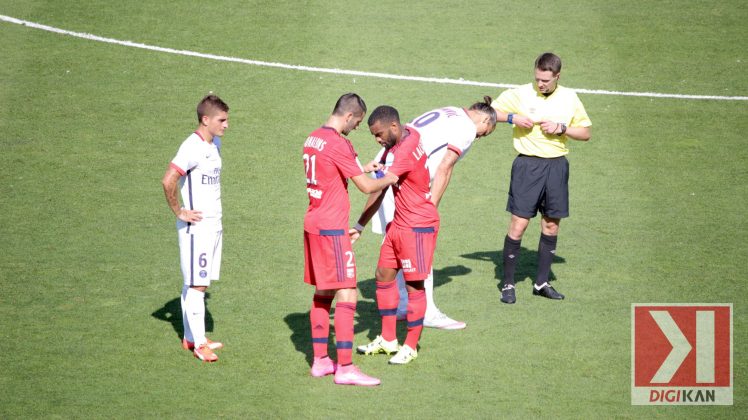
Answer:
[{"left": 558, "top": 123, "right": 567, "bottom": 136}]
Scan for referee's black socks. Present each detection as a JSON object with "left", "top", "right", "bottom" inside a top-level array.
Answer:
[
  {"left": 535, "top": 233, "right": 558, "bottom": 286},
  {"left": 502, "top": 235, "right": 522, "bottom": 288}
]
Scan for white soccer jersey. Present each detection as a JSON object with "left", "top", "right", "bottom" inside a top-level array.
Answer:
[
  {"left": 409, "top": 106, "right": 477, "bottom": 181},
  {"left": 371, "top": 108, "right": 478, "bottom": 234},
  {"left": 170, "top": 132, "right": 222, "bottom": 233}
]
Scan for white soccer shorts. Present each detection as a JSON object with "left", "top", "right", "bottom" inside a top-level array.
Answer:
[{"left": 177, "top": 222, "right": 222, "bottom": 287}]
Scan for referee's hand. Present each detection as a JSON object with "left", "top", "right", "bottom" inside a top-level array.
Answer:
[
  {"left": 512, "top": 114, "right": 534, "bottom": 129},
  {"left": 539, "top": 120, "right": 561, "bottom": 135}
]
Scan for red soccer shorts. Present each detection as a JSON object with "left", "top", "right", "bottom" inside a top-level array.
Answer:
[
  {"left": 378, "top": 224, "right": 438, "bottom": 281},
  {"left": 304, "top": 230, "right": 357, "bottom": 290}
]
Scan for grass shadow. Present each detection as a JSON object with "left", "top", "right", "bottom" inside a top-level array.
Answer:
[
  {"left": 357, "top": 264, "right": 472, "bottom": 301},
  {"left": 283, "top": 312, "right": 313, "bottom": 366},
  {"left": 151, "top": 292, "right": 215, "bottom": 340},
  {"left": 283, "top": 291, "right": 381, "bottom": 367},
  {"left": 358, "top": 264, "right": 471, "bottom": 341},
  {"left": 461, "top": 248, "right": 566, "bottom": 291},
  {"left": 283, "top": 264, "right": 470, "bottom": 365}
]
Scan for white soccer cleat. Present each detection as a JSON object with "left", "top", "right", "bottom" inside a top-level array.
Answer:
[
  {"left": 388, "top": 344, "right": 418, "bottom": 365},
  {"left": 423, "top": 311, "right": 466, "bottom": 330},
  {"left": 356, "top": 335, "right": 399, "bottom": 355}
]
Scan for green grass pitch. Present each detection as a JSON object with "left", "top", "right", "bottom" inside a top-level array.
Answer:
[{"left": 0, "top": 0, "right": 746, "bottom": 418}]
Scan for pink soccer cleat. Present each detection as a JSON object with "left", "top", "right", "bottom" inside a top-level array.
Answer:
[
  {"left": 182, "top": 338, "right": 223, "bottom": 351},
  {"left": 334, "top": 364, "right": 381, "bottom": 386},
  {"left": 193, "top": 344, "right": 218, "bottom": 362},
  {"left": 310, "top": 356, "right": 337, "bottom": 377}
]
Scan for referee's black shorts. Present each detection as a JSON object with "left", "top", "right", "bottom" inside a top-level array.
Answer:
[{"left": 506, "top": 154, "right": 569, "bottom": 219}]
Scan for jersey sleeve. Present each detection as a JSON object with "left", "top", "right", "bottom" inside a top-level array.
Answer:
[
  {"left": 446, "top": 144, "right": 463, "bottom": 156},
  {"left": 491, "top": 89, "right": 520, "bottom": 114},
  {"left": 170, "top": 140, "right": 198, "bottom": 175},
  {"left": 330, "top": 140, "right": 364, "bottom": 179},
  {"left": 447, "top": 124, "right": 476, "bottom": 156},
  {"left": 570, "top": 94, "right": 592, "bottom": 128},
  {"left": 446, "top": 119, "right": 475, "bottom": 157},
  {"left": 386, "top": 144, "right": 415, "bottom": 178}
]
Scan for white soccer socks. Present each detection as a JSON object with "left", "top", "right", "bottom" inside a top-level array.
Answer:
[
  {"left": 181, "top": 285, "right": 194, "bottom": 343},
  {"left": 184, "top": 287, "right": 206, "bottom": 346}
]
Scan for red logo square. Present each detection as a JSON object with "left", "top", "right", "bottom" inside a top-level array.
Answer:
[{"left": 631, "top": 304, "right": 732, "bottom": 405}]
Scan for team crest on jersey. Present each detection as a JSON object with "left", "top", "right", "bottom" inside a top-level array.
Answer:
[
  {"left": 307, "top": 187, "right": 322, "bottom": 199},
  {"left": 401, "top": 259, "right": 414, "bottom": 273},
  {"left": 199, "top": 270, "right": 208, "bottom": 278}
]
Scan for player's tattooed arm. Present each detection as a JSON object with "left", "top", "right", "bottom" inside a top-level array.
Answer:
[{"left": 162, "top": 166, "right": 203, "bottom": 223}]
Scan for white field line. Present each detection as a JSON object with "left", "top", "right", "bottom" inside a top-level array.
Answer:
[{"left": 2, "top": 14, "right": 747, "bottom": 102}]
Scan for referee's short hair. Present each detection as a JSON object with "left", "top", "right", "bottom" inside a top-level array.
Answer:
[{"left": 535, "top": 52, "right": 562, "bottom": 74}]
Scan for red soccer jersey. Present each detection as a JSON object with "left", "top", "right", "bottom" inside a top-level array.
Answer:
[
  {"left": 303, "top": 126, "right": 364, "bottom": 233},
  {"left": 384, "top": 126, "right": 440, "bottom": 229}
]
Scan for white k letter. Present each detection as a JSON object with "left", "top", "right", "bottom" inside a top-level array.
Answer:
[{"left": 650, "top": 311, "right": 692, "bottom": 383}]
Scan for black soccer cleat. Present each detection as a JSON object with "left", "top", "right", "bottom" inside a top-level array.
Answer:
[
  {"left": 500, "top": 285, "right": 516, "bottom": 304},
  {"left": 533, "top": 285, "right": 565, "bottom": 300}
]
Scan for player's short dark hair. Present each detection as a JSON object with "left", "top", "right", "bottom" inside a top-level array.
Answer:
[
  {"left": 197, "top": 94, "right": 229, "bottom": 123},
  {"left": 332, "top": 93, "right": 367, "bottom": 116},
  {"left": 468, "top": 96, "right": 497, "bottom": 126},
  {"left": 535, "top": 52, "right": 562, "bottom": 74},
  {"left": 368, "top": 105, "right": 400, "bottom": 127}
]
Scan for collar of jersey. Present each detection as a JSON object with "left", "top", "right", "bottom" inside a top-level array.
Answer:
[{"left": 194, "top": 131, "right": 208, "bottom": 142}]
